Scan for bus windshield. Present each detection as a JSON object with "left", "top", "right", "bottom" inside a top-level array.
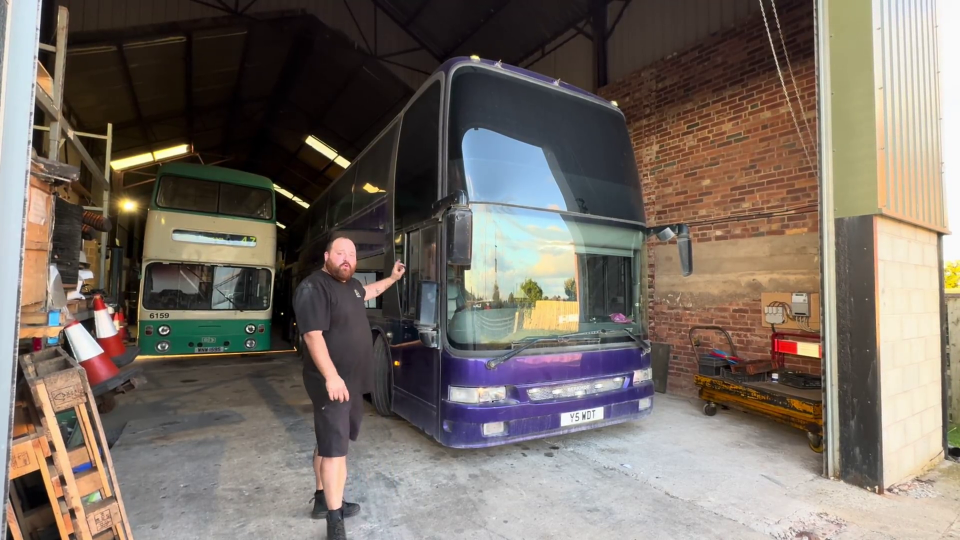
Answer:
[
  {"left": 448, "top": 68, "right": 645, "bottom": 223},
  {"left": 156, "top": 175, "right": 274, "bottom": 220},
  {"left": 447, "top": 204, "right": 643, "bottom": 351},
  {"left": 143, "top": 263, "right": 272, "bottom": 311}
]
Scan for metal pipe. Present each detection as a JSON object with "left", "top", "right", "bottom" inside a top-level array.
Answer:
[
  {"left": 100, "top": 123, "right": 112, "bottom": 291},
  {"left": 816, "top": 0, "right": 841, "bottom": 479},
  {"left": 0, "top": 2, "right": 44, "bottom": 536}
]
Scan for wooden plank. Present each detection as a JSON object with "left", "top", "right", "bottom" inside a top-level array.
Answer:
[
  {"left": 75, "top": 468, "right": 103, "bottom": 499},
  {"left": 18, "top": 325, "right": 63, "bottom": 340},
  {"left": 7, "top": 501, "right": 25, "bottom": 540},
  {"left": 69, "top": 446, "right": 92, "bottom": 469},
  {"left": 38, "top": 368, "right": 86, "bottom": 412},
  {"left": 19, "top": 310, "right": 52, "bottom": 326},
  {"left": 77, "top": 406, "right": 112, "bottom": 498},
  {"left": 81, "top": 378, "right": 134, "bottom": 540},
  {"left": 8, "top": 435, "right": 42, "bottom": 479},
  {"left": 30, "top": 379, "right": 94, "bottom": 540},
  {"left": 39, "top": 461, "right": 72, "bottom": 538},
  {"left": 19, "top": 250, "right": 50, "bottom": 311},
  {"left": 17, "top": 505, "right": 55, "bottom": 536},
  {"left": 84, "top": 499, "right": 121, "bottom": 536}
]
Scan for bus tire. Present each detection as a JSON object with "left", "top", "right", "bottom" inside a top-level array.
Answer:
[{"left": 371, "top": 334, "right": 394, "bottom": 417}]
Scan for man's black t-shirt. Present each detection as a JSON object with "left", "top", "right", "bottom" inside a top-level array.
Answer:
[{"left": 293, "top": 269, "right": 374, "bottom": 403}]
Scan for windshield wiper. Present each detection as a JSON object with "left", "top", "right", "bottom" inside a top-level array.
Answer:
[{"left": 485, "top": 328, "right": 649, "bottom": 370}]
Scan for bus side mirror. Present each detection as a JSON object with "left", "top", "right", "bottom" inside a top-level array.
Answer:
[
  {"left": 416, "top": 280, "right": 439, "bottom": 348},
  {"left": 676, "top": 225, "right": 693, "bottom": 277},
  {"left": 649, "top": 224, "right": 693, "bottom": 277},
  {"left": 445, "top": 207, "right": 472, "bottom": 266}
]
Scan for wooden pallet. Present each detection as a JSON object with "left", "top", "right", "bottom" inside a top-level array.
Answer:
[{"left": 12, "top": 347, "right": 134, "bottom": 540}]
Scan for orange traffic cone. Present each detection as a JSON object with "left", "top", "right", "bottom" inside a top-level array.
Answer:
[
  {"left": 93, "top": 296, "right": 126, "bottom": 359},
  {"left": 109, "top": 305, "right": 129, "bottom": 342},
  {"left": 64, "top": 320, "right": 121, "bottom": 387}
]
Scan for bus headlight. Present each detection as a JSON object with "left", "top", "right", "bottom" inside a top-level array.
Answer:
[
  {"left": 245, "top": 324, "right": 256, "bottom": 334},
  {"left": 448, "top": 386, "right": 506, "bottom": 404},
  {"left": 244, "top": 338, "right": 257, "bottom": 349},
  {"left": 156, "top": 341, "right": 171, "bottom": 353},
  {"left": 633, "top": 368, "right": 653, "bottom": 385},
  {"left": 158, "top": 325, "right": 171, "bottom": 336}
]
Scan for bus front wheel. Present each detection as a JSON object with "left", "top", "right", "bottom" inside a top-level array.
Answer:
[{"left": 371, "top": 334, "right": 394, "bottom": 417}]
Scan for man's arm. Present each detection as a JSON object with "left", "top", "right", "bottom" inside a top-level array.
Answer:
[
  {"left": 363, "top": 276, "right": 399, "bottom": 301},
  {"left": 363, "top": 260, "right": 406, "bottom": 301},
  {"left": 302, "top": 330, "right": 349, "bottom": 402}
]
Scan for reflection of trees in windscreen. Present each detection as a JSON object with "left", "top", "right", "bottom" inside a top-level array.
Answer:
[
  {"left": 144, "top": 264, "right": 269, "bottom": 310},
  {"left": 448, "top": 204, "right": 640, "bottom": 349}
]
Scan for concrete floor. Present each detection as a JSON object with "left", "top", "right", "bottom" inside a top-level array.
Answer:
[{"left": 104, "top": 352, "right": 960, "bottom": 540}]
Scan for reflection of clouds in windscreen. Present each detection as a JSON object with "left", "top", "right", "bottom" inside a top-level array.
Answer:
[{"left": 466, "top": 206, "right": 575, "bottom": 299}]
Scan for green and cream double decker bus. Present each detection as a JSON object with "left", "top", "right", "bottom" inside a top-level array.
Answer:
[{"left": 137, "top": 163, "right": 276, "bottom": 356}]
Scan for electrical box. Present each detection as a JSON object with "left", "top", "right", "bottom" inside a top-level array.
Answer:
[
  {"left": 760, "top": 292, "right": 821, "bottom": 331},
  {"left": 791, "top": 293, "right": 810, "bottom": 317},
  {"left": 764, "top": 306, "right": 786, "bottom": 325}
]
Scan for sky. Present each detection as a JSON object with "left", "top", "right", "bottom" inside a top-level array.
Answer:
[{"left": 942, "top": 2, "right": 959, "bottom": 261}]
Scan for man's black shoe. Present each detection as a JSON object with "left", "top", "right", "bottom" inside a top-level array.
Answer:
[
  {"left": 327, "top": 508, "right": 347, "bottom": 540},
  {"left": 311, "top": 491, "right": 360, "bottom": 519}
]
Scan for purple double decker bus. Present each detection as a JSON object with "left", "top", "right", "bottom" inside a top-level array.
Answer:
[{"left": 288, "top": 57, "right": 693, "bottom": 448}]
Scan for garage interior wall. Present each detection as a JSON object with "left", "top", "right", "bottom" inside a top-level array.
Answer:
[{"left": 599, "top": 0, "right": 819, "bottom": 394}]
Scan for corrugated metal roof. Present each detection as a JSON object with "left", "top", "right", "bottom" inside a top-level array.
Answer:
[
  {"left": 523, "top": 0, "right": 763, "bottom": 90},
  {"left": 54, "top": 0, "right": 612, "bottom": 227}
]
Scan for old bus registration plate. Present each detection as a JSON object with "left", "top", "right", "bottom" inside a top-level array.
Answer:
[
  {"left": 560, "top": 406, "right": 605, "bottom": 427},
  {"left": 195, "top": 346, "right": 224, "bottom": 353}
]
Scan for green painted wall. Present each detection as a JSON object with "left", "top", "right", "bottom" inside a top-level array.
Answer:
[{"left": 828, "top": 0, "right": 880, "bottom": 220}]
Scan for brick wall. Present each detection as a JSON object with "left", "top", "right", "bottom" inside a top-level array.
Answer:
[{"left": 599, "top": 0, "right": 821, "bottom": 395}]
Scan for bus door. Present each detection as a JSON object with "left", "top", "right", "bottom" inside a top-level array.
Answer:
[{"left": 393, "top": 224, "right": 441, "bottom": 433}]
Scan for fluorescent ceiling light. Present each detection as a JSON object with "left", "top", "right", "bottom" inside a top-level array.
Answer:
[
  {"left": 110, "top": 144, "right": 190, "bottom": 171},
  {"left": 277, "top": 223, "right": 287, "bottom": 229},
  {"left": 305, "top": 136, "right": 350, "bottom": 168},
  {"left": 361, "top": 183, "right": 385, "bottom": 194},
  {"left": 273, "top": 183, "right": 310, "bottom": 209}
]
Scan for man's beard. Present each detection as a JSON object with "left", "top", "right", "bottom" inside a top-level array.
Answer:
[{"left": 324, "top": 260, "right": 355, "bottom": 281}]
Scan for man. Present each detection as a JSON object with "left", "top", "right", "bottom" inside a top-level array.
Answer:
[{"left": 293, "top": 236, "right": 405, "bottom": 540}]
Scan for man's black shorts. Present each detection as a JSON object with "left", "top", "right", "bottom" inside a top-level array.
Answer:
[{"left": 304, "top": 373, "right": 363, "bottom": 457}]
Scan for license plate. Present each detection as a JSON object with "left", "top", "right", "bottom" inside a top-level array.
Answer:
[
  {"left": 560, "top": 406, "right": 605, "bottom": 427},
  {"left": 195, "top": 347, "right": 224, "bottom": 353}
]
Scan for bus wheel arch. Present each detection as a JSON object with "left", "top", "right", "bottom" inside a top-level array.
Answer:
[{"left": 371, "top": 331, "right": 394, "bottom": 417}]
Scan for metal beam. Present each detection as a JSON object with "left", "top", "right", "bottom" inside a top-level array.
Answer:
[
  {"left": 222, "top": 25, "right": 253, "bottom": 154},
  {"left": 34, "top": 88, "right": 109, "bottom": 190},
  {"left": 66, "top": 9, "right": 298, "bottom": 46},
  {"left": 510, "top": 0, "right": 614, "bottom": 67},
  {"left": 185, "top": 32, "right": 195, "bottom": 139},
  {"left": 243, "top": 22, "right": 316, "bottom": 169},
  {"left": 607, "top": 0, "right": 633, "bottom": 39},
  {"left": 442, "top": 0, "right": 512, "bottom": 58},
  {"left": 370, "top": 0, "right": 443, "bottom": 61},
  {"left": 343, "top": 0, "right": 372, "bottom": 54},
  {"left": 591, "top": 0, "right": 608, "bottom": 88},
  {"left": 378, "top": 46, "right": 422, "bottom": 59},
  {"left": 521, "top": 22, "right": 588, "bottom": 69},
  {"left": 48, "top": 7, "right": 68, "bottom": 161},
  {"left": 1, "top": 3, "right": 43, "bottom": 532},
  {"left": 117, "top": 43, "right": 153, "bottom": 149},
  {"left": 405, "top": 0, "right": 431, "bottom": 25}
]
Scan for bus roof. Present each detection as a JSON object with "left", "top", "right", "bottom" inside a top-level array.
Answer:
[
  {"left": 435, "top": 56, "right": 619, "bottom": 112},
  {"left": 156, "top": 163, "right": 274, "bottom": 191}
]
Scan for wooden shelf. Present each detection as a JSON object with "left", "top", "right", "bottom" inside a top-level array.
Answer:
[{"left": 18, "top": 326, "right": 64, "bottom": 339}]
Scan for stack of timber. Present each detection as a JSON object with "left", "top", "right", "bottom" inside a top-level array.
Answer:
[{"left": 7, "top": 348, "right": 134, "bottom": 539}]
